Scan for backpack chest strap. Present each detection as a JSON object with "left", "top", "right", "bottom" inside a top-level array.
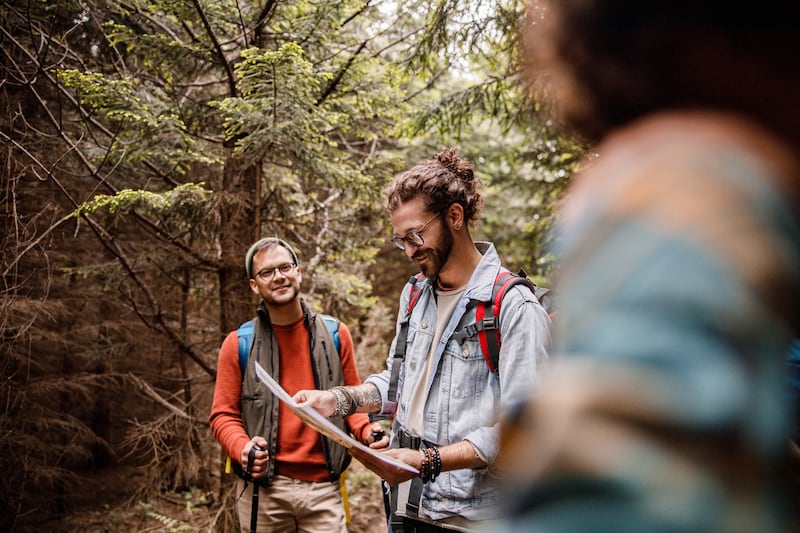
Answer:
[
  {"left": 450, "top": 315, "right": 498, "bottom": 343},
  {"left": 451, "top": 270, "right": 537, "bottom": 374}
]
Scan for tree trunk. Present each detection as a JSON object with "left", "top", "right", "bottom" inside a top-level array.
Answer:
[{"left": 219, "top": 154, "right": 261, "bottom": 338}]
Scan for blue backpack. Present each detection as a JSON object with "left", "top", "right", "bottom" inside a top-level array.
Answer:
[
  {"left": 236, "top": 314, "right": 342, "bottom": 376},
  {"left": 227, "top": 313, "right": 348, "bottom": 521}
]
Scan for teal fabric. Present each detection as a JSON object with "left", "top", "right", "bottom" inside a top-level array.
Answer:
[{"left": 494, "top": 116, "right": 800, "bottom": 532}]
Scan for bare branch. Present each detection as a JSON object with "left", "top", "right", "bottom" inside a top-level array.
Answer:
[{"left": 126, "top": 373, "right": 195, "bottom": 421}]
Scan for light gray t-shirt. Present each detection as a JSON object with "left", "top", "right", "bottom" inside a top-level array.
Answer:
[{"left": 406, "top": 284, "right": 467, "bottom": 435}]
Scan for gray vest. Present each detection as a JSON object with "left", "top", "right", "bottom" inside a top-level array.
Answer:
[{"left": 239, "top": 300, "right": 351, "bottom": 483}]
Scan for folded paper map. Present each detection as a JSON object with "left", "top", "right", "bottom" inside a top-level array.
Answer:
[{"left": 254, "top": 361, "right": 418, "bottom": 474}]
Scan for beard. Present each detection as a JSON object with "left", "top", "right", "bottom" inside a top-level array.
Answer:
[{"left": 414, "top": 226, "right": 454, "bottom": 280}]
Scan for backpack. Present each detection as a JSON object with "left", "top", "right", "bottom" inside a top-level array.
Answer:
[
  {"left": 236, "top": 314, "right": 341, "bottom": 376},
  {"left": 232, "top": 314, "right": 350, "bottom": 527},
  {"left": 451, "top": 268, "right": 553, "bottom": 373},
  {"left": 387, "top": 269, "right": 553, "bottom": 403},
  {"left": 224, "top": 313, "right": 343, "bottom": 475}
]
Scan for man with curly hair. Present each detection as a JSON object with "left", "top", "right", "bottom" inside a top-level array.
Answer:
[{"left": 295, "top": 148, "right": 552, "bottom": 532}]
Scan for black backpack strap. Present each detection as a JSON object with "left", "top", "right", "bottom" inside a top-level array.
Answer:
[
  {"left": 388, "top": 481, "right": 404, "bottom": 532},
  {"left": 388, "top": 274, "right": 425, "bottom": 405}
]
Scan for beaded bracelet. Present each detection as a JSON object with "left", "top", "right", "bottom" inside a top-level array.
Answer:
[
  {"left": 419, "top": 448, "right": 430, "bottom": 482},
  {"left": 429, "top": 446, "right": 441, "bottom": 482}
]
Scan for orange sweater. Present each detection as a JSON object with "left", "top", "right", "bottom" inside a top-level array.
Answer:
[{"left": 209, "top": 317, "right": 371, "bottom": 481}]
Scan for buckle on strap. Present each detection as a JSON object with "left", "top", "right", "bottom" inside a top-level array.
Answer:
[
  {"left": 396, "top": 426, "right": 423, "bottom": 449},
  {"left": 452, "top": 316, "right": 498, "bottom": 342}
]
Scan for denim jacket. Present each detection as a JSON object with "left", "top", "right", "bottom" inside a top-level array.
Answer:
[{"left": 366, "top": 242, "right": 551, "bottom": 522}]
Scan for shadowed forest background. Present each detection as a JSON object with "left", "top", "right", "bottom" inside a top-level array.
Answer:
[{"left": 1, "top": 0, "right": 586, "bottom": 530}]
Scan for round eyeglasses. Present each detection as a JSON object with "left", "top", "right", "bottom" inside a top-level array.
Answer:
[
  {"left": 254, "top": 262, "right": 295, "bottom": 281},
  {"left": 390, "top": 213, "right": 438, "bottom": 251}
]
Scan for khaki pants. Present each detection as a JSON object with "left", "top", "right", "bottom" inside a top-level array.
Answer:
[{"left": 236, "top": 475, "right": 347, "bottom": 533}]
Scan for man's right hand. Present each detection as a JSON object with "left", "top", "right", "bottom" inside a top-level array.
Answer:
[
  {"left": 350, "top": 446, "right": 420, "bottom": 486},
  {"left": 293, "top": 389, "right": 336, "bottom": 417},
  {"left": 241, "top": 438, "right": 269, "bottom": 478}
]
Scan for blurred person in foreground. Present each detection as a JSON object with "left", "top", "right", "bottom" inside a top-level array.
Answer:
[
  {"left": 209, "top": 237, "right": 383, "bottom": 532},
  {"left": 295, "top": 148, "right": 551, "bottom": 532},
  {"left": 494, "top": 1, "right": 800, "bottom": 531}
]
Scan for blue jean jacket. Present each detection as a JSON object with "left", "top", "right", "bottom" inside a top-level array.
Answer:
[{"left": 366, "top": 242, "right": 551, "bottom": 522}]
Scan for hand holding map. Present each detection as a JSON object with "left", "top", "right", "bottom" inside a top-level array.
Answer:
[{"left": 254, "top": 361, "right": 418, "bottom": 476}]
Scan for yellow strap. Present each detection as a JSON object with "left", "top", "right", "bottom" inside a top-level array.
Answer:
[
  {"left": 225, "top": 456, "right": 232, "bottom": 474},
  {"left": 340, "top": 471, "right": 351, "bottom": 526}
]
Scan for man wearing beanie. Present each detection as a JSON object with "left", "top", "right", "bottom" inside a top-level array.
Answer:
[{"left": 209, "top": 237, "right": 384, "bottom": 532}]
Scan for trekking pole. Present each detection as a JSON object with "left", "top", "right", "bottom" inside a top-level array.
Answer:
[
  {"left": 250, "top": 480, "right": 259, "bottom": 533},
  {"left": 246, "top": 445, "right": 263, "bottom": 533}
]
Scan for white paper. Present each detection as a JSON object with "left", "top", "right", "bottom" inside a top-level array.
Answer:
[{"left": 254, "top": 361, "right": 417, "bottom": 474}]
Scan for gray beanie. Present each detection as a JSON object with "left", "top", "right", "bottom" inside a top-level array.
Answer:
[{"left": 245, "top": 237, "right": 299, "bottom": 278}]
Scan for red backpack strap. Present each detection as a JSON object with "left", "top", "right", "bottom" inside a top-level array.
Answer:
[
  {"left": 474, "top": 270, "right": 537, "bottom": 373},
  {"left": 387, "top": 273, "right": 425, "bottom": 406},
  {"left": 473, "top": 300, "right": 493, "bottom": 372},
  {"left": 406, "top": 273, "right": 424, "bottom": 314}
]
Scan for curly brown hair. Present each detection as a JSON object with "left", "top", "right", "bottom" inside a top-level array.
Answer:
[{"left": 384, "top": 147, "right": 484, "bottom": 225}]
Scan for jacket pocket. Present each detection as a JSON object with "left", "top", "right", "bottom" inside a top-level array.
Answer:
[{"left": 443, "top": 338, "right": 488, "bottom": 399}]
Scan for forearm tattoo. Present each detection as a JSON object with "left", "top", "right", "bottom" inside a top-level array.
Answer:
[
  {"left": 347, "top": 383, "right": 382, "bottom": 414},
  {"left": 330, "top": 383, "right": 382, "bottom": 417},
  {"left": 330, "top": 386, "right": 356, "bottom": 417}
]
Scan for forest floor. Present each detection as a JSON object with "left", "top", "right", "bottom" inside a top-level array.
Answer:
[{"left": 57, "top": 460, "right": 387, "bottom": 532}]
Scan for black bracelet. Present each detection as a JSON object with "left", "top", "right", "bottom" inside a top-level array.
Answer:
[
  {"left": 419, "top": 448, "right": 430, "bottom": 482},
  {"left": 429, "top": 446, "right": 441, "bottom": 482}
]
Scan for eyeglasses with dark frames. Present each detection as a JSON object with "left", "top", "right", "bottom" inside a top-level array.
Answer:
[
  {"left": 254, "top": 262, "right": 296, "bottom": 281},
  {"left": 390, "top": 213, "right": 438, "bottom": 251}
]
